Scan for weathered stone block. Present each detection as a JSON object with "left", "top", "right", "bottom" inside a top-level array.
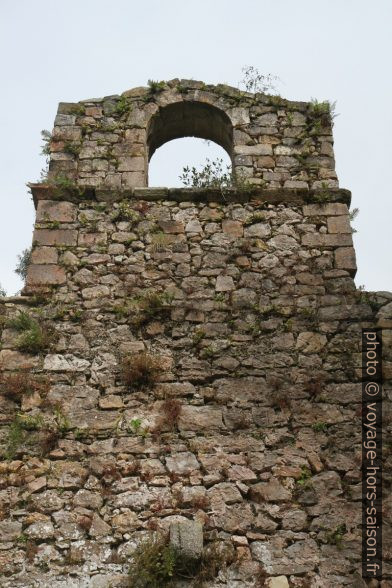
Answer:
[
  {"left": 31, "top": 246, "right": 58, "bottom": 264},
  {"left": 234, "top": 144, "right": 273, "bottom": 156},
  {"left": 26, "top": 264, "right": 66, "bottom": 285},
  {"left": 33, "top": 228, "right": 78, "bottom": 246},
  {"left": 158, "top": 220, "right": 185, "bottom": 233},
  {"left": 0, "top": 349, "right": 40, "bottom": 370},
  {"left": 296, "top": 332, "right": 327, "bottom": 353},
  {"left": 36, "top": 200, "right": 77, "bottom": 222},
  {"left": 170, "top": 520, "right": 203, "bottom": 561},
  {"left": 303, "top": 203, "right": 349, "bottom": 216},
  {"left": 249, "top": 478, "right": 291, "bottom": 503},
  {"left": 335, "top": 247, "right": 357, "bottom": 274},
  {"left": 166, "top": 452, "right": 200, "bottom": 474},
  {"left": 178, "top": 405, "right": 223, "bottom": 431},
  {"left": 121, "top": 171, "right": 145, "bottom": 188},
  {"left": 327, "top": 215, "right": 351, "bottom": 234},
  {"left": 266, "top": 576, "right": 290, "bottom": 588},
  {"left": 302, "top": 233, "right": 353, "bottom": 247}
]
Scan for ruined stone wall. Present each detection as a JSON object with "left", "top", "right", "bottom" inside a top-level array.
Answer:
[
  {"left": 0, "top": 82, "right": 391, "bottom": 588},
  {"left": 47, "top": 79, "right": 338, "bottom": 191}
]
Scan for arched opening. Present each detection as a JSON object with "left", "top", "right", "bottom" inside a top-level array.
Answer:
[
  {"left": 147, "top": 101, "right": 233, "bottom": 187},
  {"left": 148, "top": 137, "right": 232, "bottom": 188}
]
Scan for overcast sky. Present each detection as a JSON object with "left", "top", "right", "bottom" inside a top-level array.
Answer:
[{"left": 1, "top": 0, "right": 391, "bottom": 295}]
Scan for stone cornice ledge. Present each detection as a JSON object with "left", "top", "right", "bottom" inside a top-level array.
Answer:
[{"left": 28, "top": 183, "right": 351, "bottom": 208}]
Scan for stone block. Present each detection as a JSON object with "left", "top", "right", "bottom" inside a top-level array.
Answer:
[
  {"left": 327, "top": 215, "right": 351, "bottom": 233},
  {"left": 81, "top": 285, "right": 110, "bottom": 299},
  {"left": 33, "top": 229, "right": 78, "bottom": 246},
  {"left": 335, "top": 247, "right": 357, "bottom": 274},
  {"left": 26, "top": 264, "right": 66, "bottom": 285},
  {"left": 0, "top": 349, "right": 40, "bottom": 370},
  {"left": 234, "top": 144, "right": 273, "bottom": 156},
  {"left": 302, "top": 233, "right": 352, "bottom": 247},
  {"left": 166, "top": 452, "right": 200, "bottom": 474},
  {"left": 296, "top": 332, "right": 327, "bottom": 353},
  {"left": 249, "top": 478, "right": 291, "bottom": 503},
  {"left": 31, "top": 246, "right": 58, "bottom": 264},
  {"left": 158, "top": 220, "right": 185, "bottom": 233},
  {"left": 178, "top": 405, "right": 223, "bottom": 431},
  {"left": 256, "top": 155, "right": 276, "bottom": 169},
  {"left": 78, "top": 232, "right": 107, "bottom": 246},
  {"left": 0, "top": 520, "right": 23, "bottom": 542},
  {"left": 117, "top": 156, "right": 145, "bottom": 172},
  {"left": 170, "top": 520, "right": 203, "bottom": 561},
  {"left": 215, "top": 275, "right": 235, "bottom": 291},
  {"left": 36, "top": 200, "right": 77, "bottom": 222},
  {"left": 121, "top": 171, "right": 145, "bottom": 188},
  {"left": 266, "top": 577, "right": 290, "bottom": 588},
  {"left": 303, "top": 203, "right": 349, "bottom": 216}
]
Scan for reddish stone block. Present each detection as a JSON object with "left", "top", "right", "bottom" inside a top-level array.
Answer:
[
  {"left": 26, "top": 265, "right": 66, "bottom": 286},
  {"left": 37, "top": 200, "right": 77, "bottom": 223},
  {"left": 33, "top": 229, "right": 78, "bottom": 246},
  {"left": 78, "top": 233, "right": 107, "bottom": 246},
  {"left": 222, "top": 220, "right": 243, "bottom": 238},
  {"left": 31, "top": 247, "right": 58, "bottom": 264},
  {"left": 0, "top": 350, "right": 40, "bottom": 370},
  {"left": 158, "top": 220, "right": 185, "bottom": 234}
]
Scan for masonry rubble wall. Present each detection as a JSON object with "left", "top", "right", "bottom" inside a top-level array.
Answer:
[{"left": 0, "top": 81, "right": 391, "bottom": 588}]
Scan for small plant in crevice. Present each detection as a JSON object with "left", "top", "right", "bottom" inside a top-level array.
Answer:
[
  {"left": 7, "top": 311, "right": 55, "bottom": 354},
  {"left": 150, "top": 232, "right": 173, "bottom": 253},
  {"left": 5, "top": 413, "right": 45, "bottom": 460},
  {"left": 243, "top": 211, "right": 266, "bottom": 226},
  {"left": 0, "top": 372, "right": 50, "bottom": 403},
  {"left": 129, "top": 289, "right": 174, "bottom": 326},
  {"left": 147, "top": 79, "right": 166, "bottom": 94},
  {"left": 348, "top": 206, "right": 359, "bottom": 234},
  {"left": 254, "top": 563, "right": 268, "bottom": 587},
  {"left": 324, "top": 523, "right": 347, "bottom": 548},
  {"left": 25, "top": 540, "right": 39, "bottom": 563},
  {"left": 40, "top": 129, "right": 52, "bottom": 157},
  {"left": 128, "top": 417, "right": 150, "bottom": 439},
  {"left": 127, "top": 533, "right": 233, "bottom": 588},
  {"left": 156, "top": 398, "right": 182, "bottom": 433},
  {"left": 120, "top": 352, "right": 162, "bottom": 391},
  {"left": 127, "top": 534, "right": 177, "bottom": 588},
  {"left": 312, "top": 421, "right": 329, "bottom": 433},
  {"left": 63, "top": 142, "right": 81, "bottom": 157},
  {"left": 240, "top": 66, "right": 280, "bottom": 95},
  {"left": 111, "top": 200, "right": 141, "bottom": 223},
  {"left": 115, "top": 96, "right": 132, "bottom": 115},
  {"left": 297, "top": 465, "right": 313, "bottom": 487},
  {"left": 15, "top": 247, "right": 32, "bottom": 281},
  {"left": 304, "top": 372, "right": 326, "bottom": 399},
  {"left": 192, "top": 328, "right": 206, "bottom": 348}
]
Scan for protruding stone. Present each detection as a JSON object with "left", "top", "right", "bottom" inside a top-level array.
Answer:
[
  {"left": 36, "top": 200, "right": 77, "bottom": 222},
  {"left": 170, "top": 520, "right": 203, "bottom": 561}
]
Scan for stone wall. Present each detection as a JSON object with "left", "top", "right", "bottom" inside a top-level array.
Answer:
[
  {"left": 0, "top": 82, "right": 391, "bottom": 588},
  {"left": 47, "top": 79, "right": 338, "bottom": 191}
]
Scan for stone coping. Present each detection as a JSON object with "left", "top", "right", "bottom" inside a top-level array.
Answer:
[{"left": 28, "top": 183, "right": 351, "bottom": 208}]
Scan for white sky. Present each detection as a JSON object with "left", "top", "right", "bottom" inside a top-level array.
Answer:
[{"left": 1, "top": 0, "right": 391, "bottom": 295}]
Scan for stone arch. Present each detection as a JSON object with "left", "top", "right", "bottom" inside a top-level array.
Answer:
[{"left": 146, "top": 101, "right": 234, "bottom": 171}]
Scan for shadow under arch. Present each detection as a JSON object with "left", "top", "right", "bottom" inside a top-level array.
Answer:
[{"left": 147, "top": 101, "right": 234, "bottom": 163}]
